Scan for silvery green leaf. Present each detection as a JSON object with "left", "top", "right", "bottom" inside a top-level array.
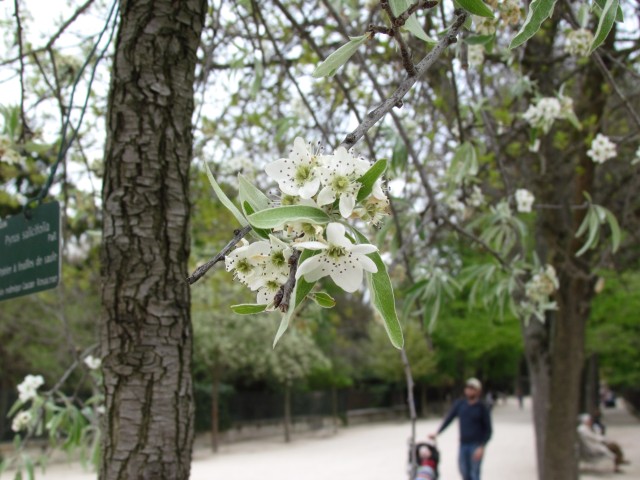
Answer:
[
  {"left": 353, "top": 229, "right": 403, "bottom": 349},
  {"left": 455, "top": 0, "right": 494, "bottom": 18},
  {"left": 356, "top": 159, "right": 387, "bottom": 202},
  {"left": 312, "top": 35, "right": 369, "bottom": 78},
  {"left": 238, "top": 174, "right": 270, "bottom": 212},
  {"left": 247, "top": 205, "right": 330, "bottom": 229},
  {"left": 589, "top": 0, "right": 619, "bottom": 53},
  {"left": 231, "top": 304, "right": 268, "bottom": 315},
  {"left": 390, "top": 0, "right": 437, "bottom": 42},
  {"left": 203, "top": 161, "right": 247, "bottom": 227},
  {"left": 510, "top": 0, "right": 558, "bottom": 49}
]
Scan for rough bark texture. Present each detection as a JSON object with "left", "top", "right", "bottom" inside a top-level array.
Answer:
[
  {"left": 519, "top": 9, "right": 609, "bottom": 479},
  {"left": 100, "top": 1, "right": 206, "bottom": 478}
]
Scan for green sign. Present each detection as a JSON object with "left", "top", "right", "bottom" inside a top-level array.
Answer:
[{"left": 0, "top": 201, "right": 61, "bottom": 302}]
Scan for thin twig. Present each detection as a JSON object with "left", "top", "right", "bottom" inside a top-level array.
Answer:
[
  {"left": 273, "top": 249, "right": 302, "bottom": 312},
  {"left": 380, "top": 0, "right": 417, "bottom": 76},
  {"left": 13, "top": 0, "right": 29, "bottom": 140},
  {"left": 187, "top": 224, "right": 252, "bottom": 284},
  {"left": 341, "top": 11, "right": 468, "bottom": 149},
  {"left": 1, "top": 0, "right": 95, "bottom": 67}
]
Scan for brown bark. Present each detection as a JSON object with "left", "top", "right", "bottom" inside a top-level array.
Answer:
[{"left": 100, "top": 1, "right": 206, "bottom": 478}]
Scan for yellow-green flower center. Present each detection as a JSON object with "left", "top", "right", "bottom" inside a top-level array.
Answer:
[
  {"left": 236, "top": 259, "right": 253, "bottom": 274},
  {"left": 331, "top": 175, "right": 351, "bottom": 193},
  {"left": 327, "top": 245, "right": 347, "bottom": 258},
  {"left": 271, "top": 250, "right": 287, "bottom": 268},
  {"left": 295, "top": 164, "right": 313, "bottom": 183}
]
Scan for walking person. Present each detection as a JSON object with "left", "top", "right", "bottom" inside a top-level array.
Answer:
[{"left": 430, "top": 378, "right": 492, "bottom": 480}]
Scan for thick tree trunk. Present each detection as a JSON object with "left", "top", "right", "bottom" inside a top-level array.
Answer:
[
  {"left": 100, "top": 1, "right": 206, "bottom": 478},
  {"left": 522, "top": 318, "right": 551, "bottom": 479}
]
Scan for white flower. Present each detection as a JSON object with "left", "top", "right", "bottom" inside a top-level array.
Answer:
[
  {"left": 17, "top": 374, "right": 44, "bottom": 402},
  {"left": 225, "top": 240, "right": 270, "bottom": 287},
  {"left": 499, "top": 0, "right": 520, "bottom": 25},
  {"left": 353, "top": 196, "right": 389, "bottom": 226},
  {"left": 526, "top": 264, "right": 559, "bottom": 303},
  {"left": 515, "top": 189, "right": 535, "bottom": 213},
  {"left": 474, "top": 16, "right": 496, "bottom": 35},
  {"left": 523, "top": 98, "right": 561, "bottom": 133},
  {"left": 0, "top": 135, "right": 22, "bottom": 165},
  {"left": 295, "top": 223, "right": 378, "bottom": 292},
  {"left": 565, "top": 28, "right": 593, "bottom": 57},
  {"left": 84, "top": 355, "right": 102, "bottom": 370},
  {"left": 467, "top": 44, "right": 485, "bottom": 69},
  {"left": 587, "top": 134, "right": 616, "bottom": 164},
  {"left": 96, "top": 405, "right": 106, "bottom": 415},
  {"left": 11, "top": 411, "right": 32, "bottom": 432},
  {"left": 317, "top": 147, "right": 369, "bottom": 218},
  {"left": 264, "top": 137, "right": 321, "bottom": 199},
  {"left": 467, "top": 186, "right": 485, "bottom": 208}
]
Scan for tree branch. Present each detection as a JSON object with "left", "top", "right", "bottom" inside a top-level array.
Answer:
[
  {"left": 273, "top": 249, "right": 302, "bottom": 312},
  {"left": 341, "top": 11, "right": 468, "bottom": 149},
  {"left": 187, "top": 225, "right": 252, "bottom": 285}
]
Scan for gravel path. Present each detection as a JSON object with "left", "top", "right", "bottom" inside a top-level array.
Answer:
[{"left": 3, "top": 397, "right": 638, "bottom": 479}]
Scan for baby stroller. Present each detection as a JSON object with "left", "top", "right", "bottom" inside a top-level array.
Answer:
[{"left": 410, "top": 440, "right": 440, "bottom": 480}]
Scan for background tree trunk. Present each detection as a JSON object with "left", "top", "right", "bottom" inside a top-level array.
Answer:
[{"left": 100, "top": 1, "right": 206, "bottom": 478}]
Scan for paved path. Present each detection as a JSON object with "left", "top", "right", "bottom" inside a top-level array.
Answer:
[{"left": 3, "top": 398, "right": 638, "bottom": 479}]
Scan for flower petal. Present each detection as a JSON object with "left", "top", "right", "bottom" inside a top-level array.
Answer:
[
  {"left": 357, "top": 254, "right": 378, "bottom": 273},
  {"left": 326, "top": 223, "right": 347, "bottom": 246},
  {"left": 330, "top": 263, "right": 363, "bottom": 292},
  {"left": 296, "top": 255, "right": 328, "bottom": 282},
  {"left": 317, "top": 186, "right": 335, "bottom": 206},
  {"left": 299, "top": 177, "right": 320, "bottom": 199},
  {"left": 339, "top": 193, "right": 356, "bottom": 218},
  {"left": 295, "top": 241, "right": 327, "bottom": 250},
  {"left": 350, "top": 243, "right": 378, "bottom": 254}
]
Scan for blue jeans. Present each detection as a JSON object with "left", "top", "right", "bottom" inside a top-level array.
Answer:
[{"left": 458, "top": 443, "right": 482, "bottom": 480}]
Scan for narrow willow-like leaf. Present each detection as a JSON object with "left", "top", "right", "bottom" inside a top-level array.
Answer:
[
  {"left": 593, "top": 0, "right": 624, "bottom": 22},
  {"left": 455, "top": 0, "right": 494, "bottom": 18},
  {"left": 247, "top": 205, "right": 330, "bottom": 229},
  {"left": 242, "top": 202, "right": 271, "bottom": 239},
  {"left": 238, "top": 174, "right": 270, "bottom": 212},
  {"left": 589, "top": 0, "right": 619, "bottom": 53},
  {"left": 204, "top": 161, "right": 247, "bottom": 227},
  {"left": 231, "top": 304, "right": 268, "bottom": 315},
  {"left": 273, "top": 250, "right": 318, "bottom": 347},
  {"left": 463, "top": 34, "right": 495, "bottom": 45},
  {"left": 312, "top": 34, "right": 369, "bottom": 78},
  {"left": 311, "top": 292, "right": 336, "bottom": 308},
  {"left": 390, "top": 0, "right": 436, "bottom": 42},
  {"left": 356, "top": 159, "right": 388, "bottom": 202},
  {"left": 353, "top": 229, "right": 404, "bottom": 349},
  {"left": 509, "top": 0, "right": 558, "bottom": 49}
]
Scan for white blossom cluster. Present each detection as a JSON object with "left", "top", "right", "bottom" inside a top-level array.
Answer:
[
  {"left": 17, "top": 374, "right": 44, "bottom": 402},
  {"left": 525, "top": 265, "right": 559, "bottom": 304},
  {"left": 84, "top": 355, "right": 102, "bottom": 370},
  {"left": 499, "top": 0, "right": 521, "bottom": 25},
  {"left": 11, "top": 410, "right": 33, "bottom": 433},
  {"left": 515, "top": 188, "right": 535, "bottom": 213},
  {"left": 225, "top": 138, "right": 389, "bottom": 305},
  {"left": 467, "top": 44, "right": 485, "bottom": 68},
  {"left": 587, "top": 134, "right": 617, "bottom": 164},
  {"left": 564, "top": 28, "right": 594, "bottom": 57},
  {"left": 0, "top": 135, "right": 22, "bottom": 165},
  {"left": 522, "top": 95, "right": 575, "bottom": 133}
]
